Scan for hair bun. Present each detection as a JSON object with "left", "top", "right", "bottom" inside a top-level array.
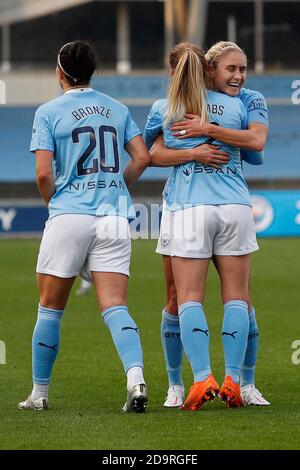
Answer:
[{"left": 58, "top": 40, "right": 96, "bottom": 85}]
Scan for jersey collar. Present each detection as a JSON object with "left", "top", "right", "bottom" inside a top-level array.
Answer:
[{"left": 65, "top": 87, "right": 94, "bottom": 94}]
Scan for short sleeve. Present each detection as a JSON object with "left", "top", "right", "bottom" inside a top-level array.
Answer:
[
  {"left": 245, "top": 92, "right": 269, "bottom": 127},
  {"left": 241, "top": 149, "right": 264, "bottom": 165},
  {"left": 124, "top": 111, "right": 142, "bottom": 145},
  {"left": 143, "top": 101, "right": 164, "bottom": 149},
  {"left": 240, "top": 102, "right": 249, "bottom": 130},
  {"left": 30, "top": 107, "right": 55, "bottom": 152}
]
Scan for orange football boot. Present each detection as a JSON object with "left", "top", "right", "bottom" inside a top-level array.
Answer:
[
  {"left": 219, "top": 376, "right": 244, "bottom": 408},
  {"left": 179, "top": 374, "right": 220, "bottom": 411}
]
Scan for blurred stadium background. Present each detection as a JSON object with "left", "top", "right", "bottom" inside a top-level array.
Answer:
[{"left": 0, "top": 0, "right": 299, "bottom": 237}]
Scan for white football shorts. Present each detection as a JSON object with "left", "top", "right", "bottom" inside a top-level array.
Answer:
[
  {"left": 156, "top": 204, "right": 259, "bottom": 258},
  {"left": 37, "top": 214, "right": 131, "bottom": 278}
]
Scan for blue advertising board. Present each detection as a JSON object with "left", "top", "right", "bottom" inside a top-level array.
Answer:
[
  {"left": 250, "top": 191, "right": 300, "bottom": 237},
  {"left": 0, "top": 205, "right": 48, "bottom": 236},
  {"left": 0, "top": 190, "right": 300, "bottom": 238}
]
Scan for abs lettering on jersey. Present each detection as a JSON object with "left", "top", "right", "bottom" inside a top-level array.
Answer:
[
  {"left": 72, "top": 105, "right": 112, "bottom": 121},
  {"left": 207, "top": 103, "right": 224, "bottom": 115},
  {"left": 69, "top": 179, "right": 125, "bottom": 191}
]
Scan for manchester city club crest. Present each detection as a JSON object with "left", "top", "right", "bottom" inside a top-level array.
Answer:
[{"left": 160, "top": 233, "right": 170, "bottom": 246}]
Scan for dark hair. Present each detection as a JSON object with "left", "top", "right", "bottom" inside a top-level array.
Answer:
[{"left": 57, "top": 40, "right": 97, "bottom": 85}]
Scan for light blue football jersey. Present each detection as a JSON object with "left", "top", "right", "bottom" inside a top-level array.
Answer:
[
  {"left": 239, "top": 88, "right": 269, "bottom": 165},
  {"left": 30, "top": 88, "right": 141, "bottom": 220},
  {"left": 144, "top": 90, "right": 250, "bottom": 209},
  {"left": 239, "top": 87, "right": 268, "bottom": 126}
]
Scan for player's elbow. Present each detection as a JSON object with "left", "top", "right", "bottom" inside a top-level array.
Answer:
[
  {"left": 138, "top": 152, "right": 151, "bottom": 171},
  {"left": 149, "top": 148, "right": 162, "bottom": 167},
  {"left": 248, "top": 137, "right": 264, "bottom": 152},
  {"left": 133, "top": 154, "right": 150, "bottom": 174},
  {"left": 250, "top": 129, "right": 267, "bottom": 152},
  {"left": 254, "top": 138, "right": 265, "bottom": 152},
  {"left": 149, "top": 153, "right": 156, "bottom": 167},
  {"left": 36, "top": 170, "right": 53, "bottom": 185}
]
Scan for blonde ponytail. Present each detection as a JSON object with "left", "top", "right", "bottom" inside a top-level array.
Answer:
[{"left": 164, "top": 43, "right": 208, "bottom": 126}]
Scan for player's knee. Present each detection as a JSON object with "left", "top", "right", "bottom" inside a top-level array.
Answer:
[{"left": 166, "top": 286, "right": 178, "bottom": 315}]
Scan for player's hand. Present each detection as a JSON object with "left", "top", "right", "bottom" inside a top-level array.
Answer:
[
  {"left": 192, "top": 144, "right": 229, "bottom": 168},
  {"left": 171, "top": 113, "right": 206, "bottom": 138}
]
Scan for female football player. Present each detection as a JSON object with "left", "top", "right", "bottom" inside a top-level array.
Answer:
[
  {"left": 18, "top": 41, "right": 150, "bottom": 413},
  {"left": 145, "top": 42, "right": 268, "bottom": 410},
  {"left": 148, "top": 42, "right": 270, "bottom": 408}
]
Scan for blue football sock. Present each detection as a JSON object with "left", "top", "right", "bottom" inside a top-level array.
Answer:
[
  {"left": 178, "top": 301, "right": 211, "bottom": 383},
  {"left": 241, "top": 307, "right": 259, "bottom": 386},
  {"left": 102, "top": 305, "right": 143, "bottom": 374},
  {"left": 161, "top": 309, "right": 183, "bottom": 387},
  {"left": 32, "top": 305, "right": 64, "bottom": 385},
  {"left": 222, "top": 300, "right": 249, "bottom": 384}
]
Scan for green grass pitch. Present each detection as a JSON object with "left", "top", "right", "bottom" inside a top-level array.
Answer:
[{"left": 0, "top": 238, "right": 299, "bottom": 450}]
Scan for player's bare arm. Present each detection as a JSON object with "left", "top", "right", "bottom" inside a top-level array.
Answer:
[
  {"left": 172, "top": 114, "right": 268, "bottom": 151},
  {"left": 35, "top": 150, "right": 56, "bottom": 205},
  {"left": 124, "top": 135, "right": 150, "bottom": 187},
  {"left": 149, "top": 134, "right": 229, "bottom": 169}
]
